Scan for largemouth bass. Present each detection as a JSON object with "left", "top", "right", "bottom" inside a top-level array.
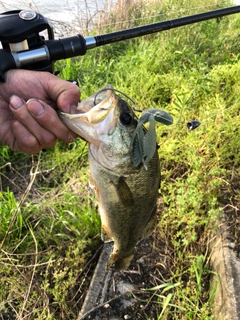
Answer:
[{"left": 59, "top": 86, "right": 173, "bottom": 270}]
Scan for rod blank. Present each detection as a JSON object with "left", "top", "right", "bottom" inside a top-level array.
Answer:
[{"left": 91, "top": 5, "right": 240, "bottom": 48}]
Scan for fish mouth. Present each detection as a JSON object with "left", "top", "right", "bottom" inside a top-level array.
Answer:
[
  {"left": 86, "top": 90, "right": 119, "bottom": 136},
  {"left": 59, "top": 88, "right": 120, "bottom": 144}
]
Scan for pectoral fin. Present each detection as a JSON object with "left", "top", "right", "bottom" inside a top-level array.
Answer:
[{"left": 112, "top": 177, "right": 134, "bottom": 208}]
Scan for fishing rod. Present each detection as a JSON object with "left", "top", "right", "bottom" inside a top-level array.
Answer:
[{"left": 0, "top": 5, "right": 240, "bottom": 82}]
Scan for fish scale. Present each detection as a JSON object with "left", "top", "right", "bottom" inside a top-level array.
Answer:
[
  {"left": 59, "top": 85, "right": 172, "bottom": 270},
  {"left": 89, "top": 147, "right": 160, "bottom": 270}
]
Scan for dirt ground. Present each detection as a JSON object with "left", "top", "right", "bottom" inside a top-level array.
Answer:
[{"left": 78, "top": 233, "right": 172, "bottom": 320}]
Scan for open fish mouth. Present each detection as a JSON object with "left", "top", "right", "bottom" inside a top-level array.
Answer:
[
  {"left": 58, "top": 87, "right": 121, "bottom": 144},
  {"left": 60, "top": 88, "right": 117, "bottom": 124}
]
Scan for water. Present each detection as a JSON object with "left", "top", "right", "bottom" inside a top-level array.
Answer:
[
  {"left": 0, "top": 0, "right": 116, "bottom": 35},
  {"left": 0, "top": 0, "right": 113, "bottom": 16}
]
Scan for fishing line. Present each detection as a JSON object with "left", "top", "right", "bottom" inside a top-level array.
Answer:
[
  {"left": 97, "top": 1, "right": 232, "bottom": 30},
  {"left": 94, "top": 88, "right": 240, "bottom": 130},
  {"left": 94, "top": 87, "right": 137, "bottom": 108},
  {"left": 94, "top": 87, "right": 174, "bottom": 125}
]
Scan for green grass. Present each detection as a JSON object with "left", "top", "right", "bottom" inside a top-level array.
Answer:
[{"left": 1, "top": 0, "right": 240, "bottom": 319}]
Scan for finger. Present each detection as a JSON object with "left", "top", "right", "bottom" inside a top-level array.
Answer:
[
  {"left": 9, "top": 95, "right": 59, "bottom": 148},
  {"left": 11, "top": 121, "right": 43, "bottom": 154},
  {"left": 5, "top": 70, "right": 81, "bottom": 112},
  {"left": 43, "top": 75, "right": 81, "bottom": 112},
  {"left": 26, "top": 98, "right": 78, "bottom": 142}
]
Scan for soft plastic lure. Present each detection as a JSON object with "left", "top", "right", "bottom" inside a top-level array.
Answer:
[{"left": 131, "top": 108, "right": 173, "bottom": 169}]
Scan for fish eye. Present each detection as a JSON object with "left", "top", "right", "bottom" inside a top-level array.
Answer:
[{"left": 120, "top": 113, "right": 132, "bottom": 126}]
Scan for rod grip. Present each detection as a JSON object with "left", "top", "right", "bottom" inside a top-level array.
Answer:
[{"left": 0, "top": 51, "right": 16, "bottom": 82}]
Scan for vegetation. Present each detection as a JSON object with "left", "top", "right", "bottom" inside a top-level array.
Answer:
[{"left": 0, "top": 0, "right": 240, "bottom": 319}]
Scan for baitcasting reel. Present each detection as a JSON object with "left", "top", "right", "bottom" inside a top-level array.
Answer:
[
  {"left": 0, "top": 10, "right": 55, "bottom": 75},
  {"left": 0, "top": 9, "right": 88, "bottom": 81}
]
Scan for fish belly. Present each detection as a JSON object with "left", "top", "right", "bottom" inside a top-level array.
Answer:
[{"left": 89, "top": 150, "right": 160, "bottom": 270}]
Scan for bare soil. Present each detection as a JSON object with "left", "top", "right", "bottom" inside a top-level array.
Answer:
[{"left": 78, "top": 234, "right": 173, "bottom": 320}]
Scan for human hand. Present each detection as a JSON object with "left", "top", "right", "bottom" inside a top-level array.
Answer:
[{"left": 0, "top": 69, "right": 80, "bottom": 154}]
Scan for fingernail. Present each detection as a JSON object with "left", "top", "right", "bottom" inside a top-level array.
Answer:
[
  {"left": 70, "top": 105, "right": 78, "bottom": 114},
  {"left": 27, "top": 99, "right": 45, "bottom": 116},
  {"left": 9, "top": 95, "right": 24, "bottom": 110}
]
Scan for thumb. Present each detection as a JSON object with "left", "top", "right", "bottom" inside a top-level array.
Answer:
[{"left": 51, "top": 80, "right": 81, "bottom": 113}]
